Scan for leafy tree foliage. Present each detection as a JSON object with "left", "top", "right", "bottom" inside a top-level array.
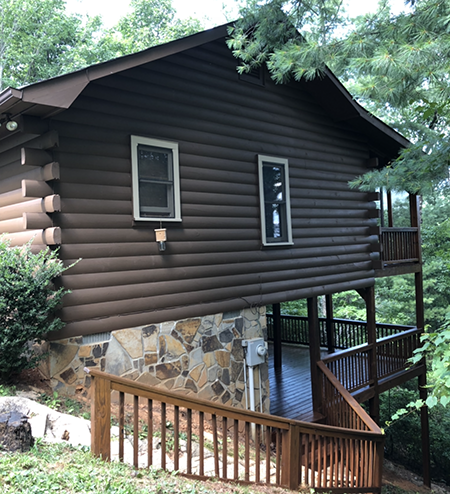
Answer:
[
  {"left": 228, "top": 0, "right": 450, "bottom": 194},
  {"left": 0, "top": 239, "right": 70, "bottom": 380},
  {"left": 0, "top": 0, "right": 203, "bottom": 90},
  {"left": 0, "top": 0, "right": 97, "bottom": 90},
  {"left": 380, "top": 383, "right": 450, "bottom": 484},
  {"left": 114, "top": 0, "right": 202, "bottom": 54}
]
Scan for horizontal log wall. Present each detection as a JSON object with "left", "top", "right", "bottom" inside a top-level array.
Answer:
[
  {"left": 42, "top": 38, "right": 380, "bottom": 339},
  {"left": 0, "top": 126, "right": 60, "bottom": 247}
]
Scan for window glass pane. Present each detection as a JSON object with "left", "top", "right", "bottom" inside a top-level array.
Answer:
[
  {"left": 265, "top": 203, "right": 287, "bottom": 241},
  {"left": 263, "top": 165, "right": 284, "bottom": 203},
  {"left": 138, "top": 145, "right": 171, "bottom": 180},
  {"left": 139, "top": 182, "right": 169, "bottom": 210}
]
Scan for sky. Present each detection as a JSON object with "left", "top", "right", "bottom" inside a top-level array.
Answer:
[{"left": 65, "top": 0, "right": 409, "bottom": 29}]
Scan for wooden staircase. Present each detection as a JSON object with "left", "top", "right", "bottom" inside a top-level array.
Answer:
[{"left": 87, "top": 366, "right": 384, "bottom": 492}]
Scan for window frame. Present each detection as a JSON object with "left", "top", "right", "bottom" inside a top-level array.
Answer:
[
  {"left": 131, "top": 135, "right": 181, "bottom": 222},
  {"left": 258, "top": 155, "right": 293, "bottom": 246}
]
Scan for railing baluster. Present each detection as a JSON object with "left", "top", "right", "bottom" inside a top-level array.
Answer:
[
  {"left": 274, "top": 428, "right": 281, "bottom": 485},
  {"left": 255, "top": 424, "right": 261, "bottom": 483},
  {"left": 265, "top": 426, "right": 271, "bottom": 483},
  {"left": 133, "top": 395, "right": 139, "bottom": 468},
  {"left": 161, "top": 402, "right": 166, "bottom": 470},
  {"left": 147, "top": 399, "right": 153, "bottom": 468},
  {"left": 187, "top": 408, "right": 192, "bottom": 475},
  {"left": 174, "top": 405, "right": 179, "bottom": 471},
  {"left": 222, "top": 416, "right": 227, "bottom": 479},
  {"left": 317, "top": 435, "right": 322, "bottom": 488},
  {"left": 234, "top": 419, "right": 239, "bottom": 480},
  {"left": 199, "top": 411, "right": 204, "bottom": 477},
  {"left": 212, "top": 414, "right": 220, "bottom": 478},
  {"left": 245, "top": 421, "right": 250, "bottom": 482},
  {"left": 119, "top": 391, "right": 124, "bottom": 462}
]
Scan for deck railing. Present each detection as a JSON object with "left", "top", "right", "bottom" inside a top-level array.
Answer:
[
  {"left": 376, "top": 327, "right": 422, "bottom": 381},
  {"left": 322, "top": 327, "right": 422, "bottom": 392},
  {"left": 87, "top": 368, "right": 384, "bottom": 493},
  {"left": 317, "top": 361, "right": 384, "bottom": 491},
  {"left": 266, "top": 313, "right": 413, "bottom": 350},
  {"left": 380, "top": 227, "right": 419, "bottom": 263},
  {"left": 321, "top": 343, "right": 373, "bottom": 394}
]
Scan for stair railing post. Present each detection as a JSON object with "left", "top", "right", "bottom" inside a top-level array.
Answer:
[
  {"left": 281, "top": 424, "right": 301, "bottom": 490},
  {"left": 87, "top": 368, "right": 111, "bottom": 460}
]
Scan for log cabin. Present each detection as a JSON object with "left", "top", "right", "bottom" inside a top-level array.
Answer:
[{"left": 0, "top": 23, "right": 429, "bottom": 489}]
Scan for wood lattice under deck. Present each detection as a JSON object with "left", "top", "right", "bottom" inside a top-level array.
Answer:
[{"left": 268, "top": 343, "right": 327, "bottom": 422}]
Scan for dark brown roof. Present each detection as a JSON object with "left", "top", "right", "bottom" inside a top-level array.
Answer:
[{"left": 0, "top": 22, "right": 409, "bottom": 158}]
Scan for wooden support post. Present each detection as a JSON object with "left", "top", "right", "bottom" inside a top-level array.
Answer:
[
  {"left": 281, "top": 425, "right": 300, "bottom": 489},
  {"left": 380, "top": 189, "right": 385, "bottom": 228},
  {"left": 308, "top": 297, "right": 322, "bottom": 413},
  {"left": 90, "top": 374, "right": 111, "bottom": 460},
  {"left": 360, "top": 286, "right": 380, "bottom": 424},
  {"left": 325, "top": 294, "right": 335, "bottom": 354},
  {"left": 410, "top": 193, "right": 423, "bottom": 267},
  {"left": 419, "top": 371, "right": 431, "bottom": 487},
  {"left": 387, "top": 191, "right": 393, "bottom": 227},
  {"left": 375, "top": 438, "right": 385, "bottom": 490},
  {"left": 415, "top": 271, "right": 424, "bottom": 330},
  {"left": 273, "top": 303, "right": 282, "bottom": 370}
]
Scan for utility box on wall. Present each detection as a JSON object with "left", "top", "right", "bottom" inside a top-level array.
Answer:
[{"left": 242, "top": 338, "right": 267, "bottom": 367}]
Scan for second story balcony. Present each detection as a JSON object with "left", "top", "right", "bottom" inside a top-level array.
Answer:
[{"left": 372, "top": 193, "right": 422, "bottom": 276}]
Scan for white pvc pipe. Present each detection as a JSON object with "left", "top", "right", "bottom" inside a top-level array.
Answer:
[
  {"left": 259, "top": 366, "right": 263, "bottom": 412},
  {"left": 243, "top": 356, "right": 249, "bottom": 410},
  {"left": 248, "top": 365, "right": 256, "bottom": 412}
]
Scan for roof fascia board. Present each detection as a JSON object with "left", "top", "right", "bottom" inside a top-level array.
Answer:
[
  {"left": 322, "top": 67, "right": 410, "bottom": 149},
  {"left": 86, "top": 24, "right": 229, "bottom": 82},
  {"left": 0, "top": 88, "right": 23, "bottom": 113}
]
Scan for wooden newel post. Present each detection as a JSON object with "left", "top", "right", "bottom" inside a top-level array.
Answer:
[
  {"left": 374, "top": 437, "right": 385, "bottom": 489},
  {"left": 88, "top": 369, "right": 111, "bottom": 460},
  {"left": 281, "top": 425, "right": 301, "bottom": 489}
]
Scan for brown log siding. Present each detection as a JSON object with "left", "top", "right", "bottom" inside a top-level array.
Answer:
[
  {"left": 11, "top": 39, "right": 378, "bottom": 339},
  {"left": 0, "top": 126, "right": 58, "bottom": 249}
]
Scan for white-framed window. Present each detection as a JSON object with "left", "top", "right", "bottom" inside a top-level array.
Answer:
[
  {"left": 258, "top": 155, "right": 293, "bottom": 246},
  {"left": 131, "top": 136, "right": 181, "bottom": 222}
]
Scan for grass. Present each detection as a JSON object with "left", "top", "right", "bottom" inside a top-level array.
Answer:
[
  {"left": 0, "top": 440, "right": 428, "bottom": 494},
  {"left": 0, "top": 387, "right": 433, "bottom": 494},
  {"left": 0, "top": 384, "right": 16, "bottom": 396},
  {"left": 0, "top": 441, "right": 291, "bottom": 494}
]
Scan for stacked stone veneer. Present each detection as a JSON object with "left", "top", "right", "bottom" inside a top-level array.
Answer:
[{"left": 42, "top": 308, "right": 270, "bottom": 413}]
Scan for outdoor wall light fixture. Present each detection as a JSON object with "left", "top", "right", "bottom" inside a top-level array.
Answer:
[
  {"left": 154, "top": 228, "right": 167, "bottom": 252},
  {"left": 0, "top": 114, "right": 18, "bottom": 132}
]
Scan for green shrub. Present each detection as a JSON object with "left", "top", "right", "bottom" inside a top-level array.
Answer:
[
  {"left": 380, "top": 383, "right": 450, "bottom": 484},
  {"left": 0, "top": 238, "right": 70, "bottom": 380}
]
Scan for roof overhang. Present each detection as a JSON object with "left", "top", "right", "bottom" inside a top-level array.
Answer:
[{"left": 0, "top": 21, "right": 409, "bottom": 160}]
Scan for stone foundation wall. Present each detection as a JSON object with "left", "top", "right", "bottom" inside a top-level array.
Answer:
[{"left": 41, "top": 308, "right": 270, "bottom": 413}]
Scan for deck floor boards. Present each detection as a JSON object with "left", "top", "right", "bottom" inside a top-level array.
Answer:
[{"left": 268, "top": 343, "right": 327, "bottom": 422}]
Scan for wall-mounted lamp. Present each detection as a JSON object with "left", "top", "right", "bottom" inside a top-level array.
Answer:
[
  {"left": 154, "top": 228, "right": 167, "bottom": 252},
  {"left": 0, "top": 114, "right": 18, "bottom": 132}
]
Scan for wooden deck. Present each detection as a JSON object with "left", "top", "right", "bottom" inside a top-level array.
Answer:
[{"left": 268, "top": 343, "right": 327, "bottom": 422}]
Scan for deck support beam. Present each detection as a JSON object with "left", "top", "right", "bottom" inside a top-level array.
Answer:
[
  {"left": 273, "top": 303, "right": 282, "bottom": 370},
  {"left": 308, "top": 297, "right": 322, "bottom": 413},
  {"left": 419, "top": 370, "right": 431, "bottom": 487},
  {"left": 357, "top": 286, "right": 379, "bottom": 424},
  {"left": 325, "top": 294, "right": 335, "bottom": 353}
]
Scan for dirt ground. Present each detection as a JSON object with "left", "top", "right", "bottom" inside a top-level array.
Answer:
[{"left": 12, "top": 368, "right": 450, "bottom": 494}]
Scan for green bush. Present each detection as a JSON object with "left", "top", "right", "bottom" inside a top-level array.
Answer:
[
  {"left": 0, "top": 238, "right": 70, "bottom": 380},
  {"left": 380, "top": 383, "right": 450, "bottom": 484}
]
